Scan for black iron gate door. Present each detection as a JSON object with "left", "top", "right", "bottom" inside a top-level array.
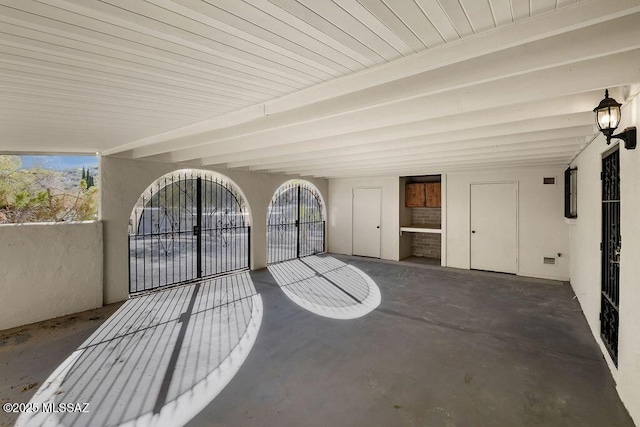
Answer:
[
  {"left": 267, "top": 182, "right": 325, "bottom": 264},
  {"left": 129, "top": 172, "right": 250, "bottom": 293},
  {"left": 601, "top": 148, "right": 620, "bottom": 365}
]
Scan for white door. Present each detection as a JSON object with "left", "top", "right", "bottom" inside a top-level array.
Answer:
[
  {"left": 353, "top": 188, "right": 381, "bottom": 258},
  {"left": 470, "top": 183, "right": 517, "bottom": 273}
]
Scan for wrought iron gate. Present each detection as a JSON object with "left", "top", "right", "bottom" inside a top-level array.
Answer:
[
  {"left": 601, "top": 148, "right": 620, "bottom": 365},
  {"left": 267, "top": 182, "right": 325, "bottom": 264},
  {"left": 129, "top": 171, "right": 250, "bottom": 293}
]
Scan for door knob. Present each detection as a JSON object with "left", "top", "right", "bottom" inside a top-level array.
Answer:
[{"left": 471, "top": 230, "right": 476, "bottom": 234}]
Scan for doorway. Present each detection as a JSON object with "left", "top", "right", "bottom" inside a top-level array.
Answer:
[
  {"left": 352, "top": 188, "right": 382, "bottom": 258},
  {"left": 267, "top": 180, "right": 325, "bottom": 264},
  {"left": 600, "top": 147, "right": 620, "bottom": 365},
  {"left": 470, "top": 182, "right": 518, "bottom": 274},
  {"left": 128, "top": 170, "right": 250, "bottom": 293}
]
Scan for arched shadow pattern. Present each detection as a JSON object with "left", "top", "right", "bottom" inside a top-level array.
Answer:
[
  {"left": 268, "top": 255, "right": 381, "bottom": 319},
  {"left": 17, "top": 273, "right": 262, "bottom": 427}
]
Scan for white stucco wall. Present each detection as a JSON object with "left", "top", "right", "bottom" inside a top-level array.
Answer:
[
  {"left": 445, "top": 167, "right": 570, "bottom": 281},
  {"left": 328, "top": 176, "right": 400, "bottom": 261},
  {"left": 0, "top": 221, "right": 103, "bottom": 331},
  {"left": 100, "top": 156, "right": 328, "bottom": 304},
  {"left": 569, "top": 92, "right": 640, "bottom": 424}
]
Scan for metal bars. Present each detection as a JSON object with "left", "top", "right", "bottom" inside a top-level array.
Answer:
[
  {"left": 600, "top": 148, "right": 620, "bottom": 365},
  {"left": 128, "top": 171, "right": 250, "bottom": 294},
  {"left": 267, "top": 181, "right": 325, "bottom": 264}
]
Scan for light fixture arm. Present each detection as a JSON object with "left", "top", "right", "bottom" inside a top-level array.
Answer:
[{"left": 607, "top": 127, "right": 637, "bottom": 150}]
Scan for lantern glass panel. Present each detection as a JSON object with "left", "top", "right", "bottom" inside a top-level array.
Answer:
[{"left": 597, "top": 106, "right": 620, "bottom": 131}]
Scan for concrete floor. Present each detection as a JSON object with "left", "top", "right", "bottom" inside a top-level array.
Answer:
[{"left": 1, "top": 255, "right": 634, "bottom": 427}]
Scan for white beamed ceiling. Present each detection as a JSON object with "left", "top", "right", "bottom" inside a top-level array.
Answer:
[{"left": 1, "top": 0, "right": 640, "bottom": 177}]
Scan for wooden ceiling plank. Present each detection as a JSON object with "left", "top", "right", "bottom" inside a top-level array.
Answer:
[
  {"left": 488, "top": 0, "right": 513, "bottom": 25},
  {"left": 333, "top": 0, "right": 415, "bottom": 54},
  {"left": 0, "top": 95, "right": 206, "bottom": 120},
  {"left": 240, "top": 0, "right": 374, "bottom": 68},
  {"left": 0, "top": 43, "right": 266, "bottom": 107},
  {"left": 146, "top": 0, "right": 355, "bottom": 75},
  {"left": 298, "top": 0, "right": 402, "bottom": 60},
  {"left": 46, "top": 0, "right": 324, "bottom": 84},
  {"left": 458, "top": 0, "right": 495, "bottom": 33},
  {"left": 96, "top": 0, "right": 337, "bottom": 80},
  {"left": 414, "top": 0, "right": 461, "bottom": 42},
  {"left": 0, "top": 57, "right": 255, "bottom": 105},
  {"left": 437, "top": 0, "right": 474, "bottom": 36},
  {"left": 0, "top": 72, "right": 233, "bottom": 111},
  {"left": 0, "top": 30, "right": 277, "bottom": 102},
  {"left": 381, "top": 0, "right": 445, "bottom": 47},
  {"left": 532, "top": 0, "right": 559, "bottom": 16},
  {"left": 3, "top": 0, "right": 311, "bottom": 89},
  {"left": 267, "top": 0, "right": 386, "bottom": 64},
  {"left": 510, "top": 0, "right": 529, "bottom": 20},
  {"left": 356, "top": 0, "right": 426, "bottom": 51},
  {"left": 0, "top": 82, "right": 219, "bottom": 115}
]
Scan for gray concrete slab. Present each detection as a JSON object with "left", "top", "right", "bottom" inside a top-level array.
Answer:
[
  {"left": 189, "top": 255, "right": 633, "bottom": 427},
  {"left": 0, "top": 256, "right": 633, "bottom": 426}
]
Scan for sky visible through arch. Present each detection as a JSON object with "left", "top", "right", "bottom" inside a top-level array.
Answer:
[{"left": 19, "top": 155, "right": 98, "bottom": 170}]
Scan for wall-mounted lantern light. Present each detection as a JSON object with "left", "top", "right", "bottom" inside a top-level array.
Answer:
[{"left": 593, "top": 89, "right": 636, "bottom": 149}]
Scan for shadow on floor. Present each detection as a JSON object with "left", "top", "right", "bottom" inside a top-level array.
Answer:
[
  {"left": 267, "top": 255, "right": 381, "bottom": 319},
  {"left": 2, "top": 256, "right": 634, "bottom": 427},
  {"left": 15, "top": 272, "right": 262, "bottom": 427}
]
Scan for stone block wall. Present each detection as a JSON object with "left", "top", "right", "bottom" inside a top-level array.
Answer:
[{"left": 410, "top": 207, "right": 441, "bottom": 259}]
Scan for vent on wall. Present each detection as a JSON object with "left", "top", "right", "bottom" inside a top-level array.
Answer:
[
  {"left": 543, "top": 177, "right": 556, "bottom": 185},
  {"left": 543, "top": 257, "right": 556, "bottom": 265}
]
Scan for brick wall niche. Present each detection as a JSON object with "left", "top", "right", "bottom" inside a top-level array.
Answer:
[{"left": 411, "top": 207, "right": 441, "bottom": 259}]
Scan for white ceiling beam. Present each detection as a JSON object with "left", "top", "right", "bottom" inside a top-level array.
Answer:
[
  {"left": 168, "top": 50, "right": 640, "bottom": 162},
  {"left": 316, "top": 159, "right": 571, "bottom": 178},
  {"left": 251, "top": 139, "right": 583, "bottom": 172},
  {"left": 203, "top": 91, "right": 601, "bottom": 166},
  {"left": 212, "top": 119, "right": 594, "bottom": 169},
  {"left": 203, "top": 115, "right": 593, "bottom": 169},
  {"left": 297, "top": 154, "right": 576, "bottom": 178},
  {"left": 272, "top": 148, "right": 580, "bottom": 176},
  {"left": 208, "top": 123, "right": 593, "bottom": 169},
  {"left": 117, "top": 8, "right": 640, "bottom": 158},
  {"left": 264, "top": 0, "right": 640, "bottom": 115}
]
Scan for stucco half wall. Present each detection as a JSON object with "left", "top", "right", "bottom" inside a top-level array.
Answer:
[
  {"left": 100, "top": 156, "right": 328, "bottom": 304},
  {"left": 0, "top": 221, "right": 103, "bottom": 331}
]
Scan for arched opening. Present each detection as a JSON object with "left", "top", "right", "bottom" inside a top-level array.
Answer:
[
  {"left": 128, "top": 169, "right": 250, "bottom": 293},
  {"left": 267, "top": 180, "right": 326, "bottom": 264}
]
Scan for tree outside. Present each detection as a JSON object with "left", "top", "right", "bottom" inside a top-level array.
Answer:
[{"left": 0, "top": 155, "right": 98, "bottom": 224}]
